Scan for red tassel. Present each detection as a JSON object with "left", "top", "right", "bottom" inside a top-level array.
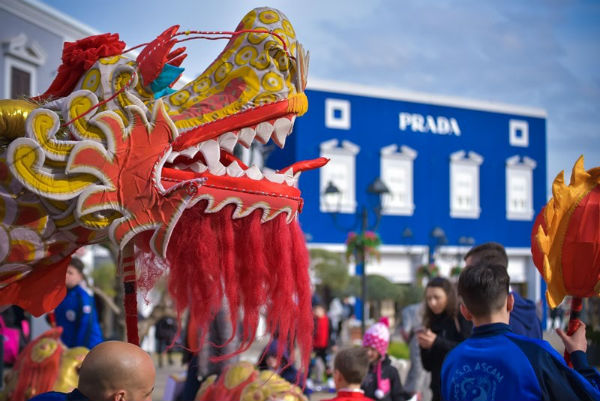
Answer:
[
  {"left": 165, "top": 202, "right": 313, "bottom": 375},
  {"left": 216, "top": 206, "right": 240, "bottom": 347}
]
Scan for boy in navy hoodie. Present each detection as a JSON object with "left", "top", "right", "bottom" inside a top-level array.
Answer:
[{"left": 464, "top": 242, "right": 542, "bottom": 339}]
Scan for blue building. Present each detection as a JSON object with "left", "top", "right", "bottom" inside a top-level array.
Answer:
[{"left": 268, "top": 79, "right": 547, "bottom": 305}]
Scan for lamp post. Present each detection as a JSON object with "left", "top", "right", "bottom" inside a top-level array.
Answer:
[
  {"left": 323, "top": 178, "right": 389, "bottom": 334},
  {"left": 429, "top": 226, "right": 447, "bottom": 264},
  {"left": 458, "top": 236, "right": 475, "bottom": 265}
]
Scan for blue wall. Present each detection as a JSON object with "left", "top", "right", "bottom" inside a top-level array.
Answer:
[{"left": 268, "top": 88, "right": 547, "bottom": 249}]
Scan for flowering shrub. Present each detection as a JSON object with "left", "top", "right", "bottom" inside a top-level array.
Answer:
[
  {"left": 450, "top": 266, "right": 463, "bottom": 277},
  {"left": 416, "top": 263, "right": 440, "bottom": 282},
  {"left": 345, "top": 231, "right": 382, "bottom": 262}
]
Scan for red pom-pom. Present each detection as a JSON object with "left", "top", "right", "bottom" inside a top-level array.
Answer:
[
  {"left": 34, "top": 33, "right": 125, "bottom": 101},
  {"left": 379, "top": 317, "right": 390, "bottom": 327}
]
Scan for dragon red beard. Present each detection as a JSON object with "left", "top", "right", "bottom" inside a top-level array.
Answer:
[{"left": 136, "top": 202, "right": 313, "bottom": 376}]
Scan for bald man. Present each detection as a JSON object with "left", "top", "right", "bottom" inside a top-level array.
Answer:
[{"left": 30, "top": 341, "right": 155, "bottom": 401}]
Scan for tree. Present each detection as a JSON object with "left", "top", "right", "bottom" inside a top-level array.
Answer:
[{"left": 310, "top": 249, "right": 350, "bottom": 300}]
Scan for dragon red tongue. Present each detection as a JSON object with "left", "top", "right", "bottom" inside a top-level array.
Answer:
[{"left": 280, "top": 157, "right": 329, "bottom": 173}]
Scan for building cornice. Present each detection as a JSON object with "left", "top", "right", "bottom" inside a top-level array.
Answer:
[
  {"left": 308, "top": 78, "right": 547, "bottom": 119},
  {"left": 0, "top": 0, "right": 98, "bottom": 42}
]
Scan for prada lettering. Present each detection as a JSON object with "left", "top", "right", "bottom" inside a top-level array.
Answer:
[{"left": 399, "top": 112, "right": 461, "bottom": 136}]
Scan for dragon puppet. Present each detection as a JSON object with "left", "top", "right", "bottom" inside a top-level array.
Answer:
[{"left": 0, "top": 7, "right": 326, "bottom": 373}]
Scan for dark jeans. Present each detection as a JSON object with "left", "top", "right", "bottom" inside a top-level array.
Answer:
[{"left": 180, "top": 354, "right": 200, "bottom": 401}]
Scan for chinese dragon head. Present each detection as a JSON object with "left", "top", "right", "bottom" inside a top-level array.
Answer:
[{"left": 0, "top": 7, "right": 324, "bottom": 371}]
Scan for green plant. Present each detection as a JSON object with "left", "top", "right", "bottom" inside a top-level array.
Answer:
[
  {"left": 310, "top": 248, "right": 350, "bottom": 297},
  {"left": 450, "top": 266, "right": 463, "bottom": 277},
  {"left": 387, "top": 341, "right": 410, "bottom": 360},
  {"left": 398, "top": 284, "right": 424, "bottom": 306},
  {"left": 345, "top": 231, "right": 382, "bottom": 263},
  {"left": 348, "top": 275, "right": 402, "bottom": 302},
  {"left": 416, "top": 263, "right": 440, "bottom": 283},
  {"left": 91, "top": 261, "right": 117, "bottom": 297}
]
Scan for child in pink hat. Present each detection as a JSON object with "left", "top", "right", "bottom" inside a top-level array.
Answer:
[{"left": 361, "top": 317, "right": 410, "bottom": 401}]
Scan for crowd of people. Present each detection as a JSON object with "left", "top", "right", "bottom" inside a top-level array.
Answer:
[{"left": 2, "top": 242, "right": 600, "bottom": 400}]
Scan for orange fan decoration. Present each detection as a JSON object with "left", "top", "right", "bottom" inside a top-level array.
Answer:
[{"left": 531, "top": 156, "right": 600, "bottom": 364}]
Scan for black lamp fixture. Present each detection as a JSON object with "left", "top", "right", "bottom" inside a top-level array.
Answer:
[
  {"left": 431, "top": 226, "right": 446, "bottom": 241},
  {"left": 367, "top": 177, "right": 390, "bottom": 195},
  {"left": 324, "top": 180, "right": 341, "bottom": 195},
  {"left": 458, "top": 236, "right": 475, "bottom": 246}
]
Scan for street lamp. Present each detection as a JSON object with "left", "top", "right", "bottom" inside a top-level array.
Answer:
[
  {"left": 458, "top": 236, "right": 475, "bottom": 265},
  {"left": 323, "top": 177, "right": 389, "bottom": 334},
  {"left": 429, "top": 226, "right": 447, "bottom": 264}
]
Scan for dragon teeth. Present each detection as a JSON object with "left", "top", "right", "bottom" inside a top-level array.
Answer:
[
  {"left": 180, "top": 145, "right": 199, "bottom": 159},
  {"left": 210, "top": 163, "right": 226, "bottom": 176},
  {"left": 283, "top": 168, "right": 295, "bottom": 186},
  {"left": 190, "top": 162, "right": 208, "bottom": 173},
  {"left": 219, "top": 132, "right": 238, "bottom": 153},
  {"left": 245, "top": 165, "right": 263, "bottom": 180},
  {"left": 226, "top": 161, "right": 244, "bottom": 177},
  {"left": 273, "top": 118, "right": 292, "bottom": 149},
  {"left": 255, "top": 122, "right": 273, "bottom": 144},
  {"left": 199, "top": 139, "right": 226, "bottom": 175},
  {"left": 199, "top": 140, "right": 219, "bottom": 165},
  {"left": 238, "top": 127, "right": 256, "bottom": 148},
  {"left": 167, "top": 150, "right": 180, "bottom": 163},
  {"left": 264, "top": 170, "right": 285, "bottom": 184}
]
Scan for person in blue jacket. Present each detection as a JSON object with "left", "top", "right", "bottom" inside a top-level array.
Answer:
[
  {"left": 442, "top": 262, "right": 600, "bottom": 401},
  {"left": 54, "top": 257, "right": 103, "bottom": 349},
  {"left": 464, "top": 242, "right": 542, "bottom": 339}
]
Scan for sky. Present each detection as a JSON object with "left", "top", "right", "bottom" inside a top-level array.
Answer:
[{"left": 40, "top": 0, "right": 600, "bottom": 194}]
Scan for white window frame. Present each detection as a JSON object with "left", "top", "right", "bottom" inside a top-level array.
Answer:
[
  {"left": 380, "top": 144, "right": 417, "bottom": 216},
  {"left": 506, "top": 155, "right": 536, "bottom": 220},
  {"left": 2, "top": 34, "right": 46, "bottom": 99},
  {"left": 4, "top": 56, "right": 36, "bottom": 98},
  {"left": 509, "top": 119, "right": 529, "bottom": 147},
  {"left": 319, "top": 139, "right": 359, "bottom": 213},
  {"left": 325, "top": 98, "right": 351, "bottom": 130},
  {"left": 450, "top": 150, "right": 483, "bottom": 219}
]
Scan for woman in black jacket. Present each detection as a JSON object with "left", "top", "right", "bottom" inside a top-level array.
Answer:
[{"left": 417, "top": 277, "right": 471, "bottom": 401}]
